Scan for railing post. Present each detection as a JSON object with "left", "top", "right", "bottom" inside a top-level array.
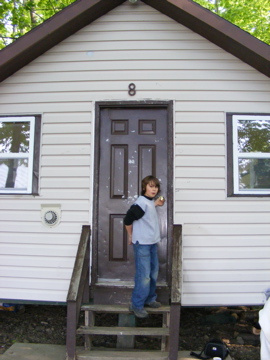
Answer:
[
  {"left": 168, "top": 225, "right": 182, "bottom": 360},
  {"left": 66, "top": 225, "right": 91, "bottom": 360},
  {"left": 66, "top": 301, "right": 77, "bottom": 360}
]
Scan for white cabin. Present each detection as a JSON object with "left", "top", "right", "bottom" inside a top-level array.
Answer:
[{"left": 0, "top": 0, "right": 269, "bottom": 307}]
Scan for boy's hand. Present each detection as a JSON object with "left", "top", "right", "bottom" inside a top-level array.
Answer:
[
  {"left": 128, "top": 234, "right": 132, "bottom": 245},
  {"left": 155, "top": 196, "right": 165, "bottom": 207}
]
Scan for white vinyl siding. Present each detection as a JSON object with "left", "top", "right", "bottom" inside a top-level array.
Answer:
[
  {"left": 0, "top": 112, "right": 91, "bottom": 302},
  {"left": 0, "top": 2, "right": 269, "bottom": 305}
]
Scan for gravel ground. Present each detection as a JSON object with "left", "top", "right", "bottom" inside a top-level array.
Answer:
[{"left": 0, "top": 304, "right": 261, "bottom": 359}]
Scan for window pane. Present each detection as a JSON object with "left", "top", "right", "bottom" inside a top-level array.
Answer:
[
  {"left": 239, "top": 158, "right": 270, "bottom": 190},
  {"left": 238, "top": 119, "right": 270, "bottom": 153},
  {"left": 0, "top": 159, "right": 29, "bottom": 189},
  {"left": 0, "top": 121, "right": 30, "bottom": 154}
]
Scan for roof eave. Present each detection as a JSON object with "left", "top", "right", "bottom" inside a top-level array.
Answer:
[
  {"left": 143, "top": 0, "right": 270, "bottom": 77},
  {"left": 0, "top": 0, "right": 126, "bottom": 82},
  {"left": 0, "top": 0, "right": 269, "bottom": 83}
]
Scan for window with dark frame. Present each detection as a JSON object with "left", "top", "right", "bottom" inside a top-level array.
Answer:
[
  {"left": 227, "top": 113, "right": 270, "bottom": 196},
  {"left": 0, "top": 115, "right": 41, "bottom": 195}
]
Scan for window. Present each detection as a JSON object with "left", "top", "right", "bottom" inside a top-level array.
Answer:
[
  {"left": 0, "top": 115, "right": 41, "bottom": 194},
  {"left": 227, "top": 113, "right": 270, "bottom": 196}
]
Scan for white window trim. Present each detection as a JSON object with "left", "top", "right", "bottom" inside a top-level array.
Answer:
[
  {"left": 232, "top": 114, "right": 270, "bottom": 195},
  {"left": 0, "top": 116, "right": 35, "bottom": 194}
]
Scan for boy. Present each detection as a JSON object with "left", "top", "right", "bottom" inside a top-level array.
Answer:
[{"left": 124, "top": 175, "right": 165, "bottom": 318}]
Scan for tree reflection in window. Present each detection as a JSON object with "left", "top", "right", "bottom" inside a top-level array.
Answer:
[
  {"left": 237, "top": 118, "right": 270, "bottom": 190},
  {"left": 0, "top": 121, "right": 30, "bottom": 189}
]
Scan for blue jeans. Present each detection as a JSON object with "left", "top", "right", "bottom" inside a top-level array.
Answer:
[{"left": 131, "top": 242, "right": 159, "bottom": 310}]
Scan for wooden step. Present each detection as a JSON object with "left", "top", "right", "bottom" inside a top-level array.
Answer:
[
  {"left": 76, "top": 349, "right": 227, "bottom": 360},
  {"left": 81, "top": 304, "right": 170, "bottom": 314},
  {"left": 77, "top": 326, "right": 169, "bottom": 336},
  {"left": 76, "top": 349, "right": 169, "bottom": 360}
]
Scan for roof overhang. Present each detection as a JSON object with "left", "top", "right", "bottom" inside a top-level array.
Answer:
[
  {"left": 0, "top": 0, "right": 269, "bottom": 82},
  {"left": 0, "top": 0, "right": 126, "bottom": 82},
  {"left": 144, "top": 0, "right": 270, "bottom": 77}
]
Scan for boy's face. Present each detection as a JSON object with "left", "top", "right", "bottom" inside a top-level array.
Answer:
[{"left": 144, "top": 181, "right": 159, "bottom": 198}]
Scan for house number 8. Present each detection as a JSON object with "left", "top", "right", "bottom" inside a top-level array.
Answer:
[{"left": 128, "top": 83, "right": 136, "bottom": 96}]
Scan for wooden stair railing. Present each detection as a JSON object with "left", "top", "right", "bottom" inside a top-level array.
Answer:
[
  {"left": 66, "top": 225, "right": 91, "bottom": 360},
  {"left": 66, "top": 224, "right": 182, "bottom": 360},
  {"left": 168, "top": 224, "right": 182, "bottom": 360},
  {"left": 78, "top": 304, "right": 170, "bottom": 348}
]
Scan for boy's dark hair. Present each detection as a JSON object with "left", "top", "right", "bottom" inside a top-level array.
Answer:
[{"left": 141, "top": 175, "right": 161, "bottom": 195}]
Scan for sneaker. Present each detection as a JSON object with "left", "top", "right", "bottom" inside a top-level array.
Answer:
[
  {"left": 145, "top": 301, "right": 161, "bottom": 308},
  {"left": 129, "top": 304, "right": 148, "bottom": 318}
]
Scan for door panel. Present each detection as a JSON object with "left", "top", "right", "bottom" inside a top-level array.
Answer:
[{"left": 96, "top": 106, "right": 168, "bottom": 284}]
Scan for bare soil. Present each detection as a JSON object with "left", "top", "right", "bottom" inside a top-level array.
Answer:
[{"left": 0, "top": 304, "right": 261, "bottom": 359}]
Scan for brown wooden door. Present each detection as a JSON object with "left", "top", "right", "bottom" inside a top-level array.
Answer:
[{"left": 93, "top": 104, "right": 172, "bottom": 302}]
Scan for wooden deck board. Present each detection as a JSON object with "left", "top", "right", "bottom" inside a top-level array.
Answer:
[
  {"left": 76, "top": 350, "right": 168, "bottom": 360},
  {"left": 77, "top": 326, "right": 169, "bottom": 336},
  {"left": 76, "top": 349, "right": 233, "bottom": 360},
  {"left": 81, "top": 304, "right": 170, "bottom": 313}
]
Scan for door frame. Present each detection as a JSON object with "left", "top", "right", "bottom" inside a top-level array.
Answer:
[{"left": 91, "top": 100, "right": 174, "bottom": 300}]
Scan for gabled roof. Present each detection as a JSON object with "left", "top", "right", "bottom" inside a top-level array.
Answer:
[{"left": 0, "top": 0, "right": 269, "bottom": 82}]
